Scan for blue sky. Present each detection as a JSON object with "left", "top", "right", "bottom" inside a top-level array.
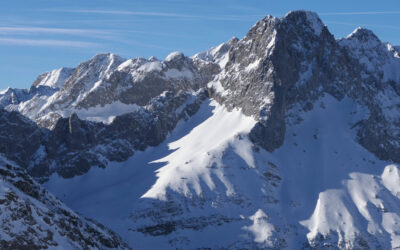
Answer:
[{"left": 1, "top": 0, "right": 400, "bottom": 89}]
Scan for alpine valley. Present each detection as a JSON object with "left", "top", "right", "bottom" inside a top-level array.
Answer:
[{"left": 1, "top": 10, "right": 400, "bottom": 249}]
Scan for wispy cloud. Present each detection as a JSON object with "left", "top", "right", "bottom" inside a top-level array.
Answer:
[
  {"left": 0, "top": 38, "right": 100, "bottom": 47},
  {"left": 41, "top": 9, "right": 261, "bottom": 21},
  {"left": 57, "top": 9, "right": 196, "bottom": 17},
  {"left": 320, "top": 11, "right": 400, "bottom": 16},
  {"left": 0, "top": 26, "right": 106, "bottom": 34},
  {"left": 43, "top": 9, "right": 400, "bottom": 19},
  {"left": 0, "top": 26, "right": 112, "bottom": 40}
]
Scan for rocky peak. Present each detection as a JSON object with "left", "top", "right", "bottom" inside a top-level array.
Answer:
[
  {"left": 164, "top": 51, "right": 188, "bottom": 70},
  {"left": 346, "top": 27, "right": 381, "bottom": 45},
  {"left": 283, "top": 10, "right": 325, "bottom": 35},
  {"left": 192, "top": 37, "right": 238, "bottom": 66},
  {"left": 339, "top": 27, "right": 399, "bottom": 82},
  {"left": 68, "top": 53, "right": 124, "bottom": 84},
  {"left": 148, "top": 55, "right": 158, "bottom": 62},
  {"left": 0, "top": 87, "right": 28, "bottom": 106},
  {"left": 209, "top": 11, "right": 339, "bottom": 151},
  {"left": 91, "top": 52, "right": 124, "bottom": 63},
  {"left": 0, "top": 86, "right": 11, "bottom": 94},
  {"left": 339, "top": 27, "right": 383, "bottom": 55},
  {"left": 32, "top": 67, "right": 75, "bottom": 89},
  {"left": 0, "top": 87, "right": 13, "bottom": 96},
  {"left": 72, "top": 53, "right": 125, "bottom": 82},
  {"left": 245, "top": 10, "right": 325, "bottom": 46},
  {"left": 41, "top": 53, "right": 125, "bottom": 110},
  {"left": 165, "top": 51, "right": 185, "bottom": 62}
]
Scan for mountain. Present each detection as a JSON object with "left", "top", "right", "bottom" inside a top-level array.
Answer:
[
  {"left": 0, "top": 157, "right": 130, "bottom": 249},
  {"left": 0, "top": 52, "right": 213, "bottom": 181},
  {"left": 0, "top": 10, "right": 400, "bottom": 249},
  {"left": 3, "top": 52, "right": 217, "bottom": 128}
]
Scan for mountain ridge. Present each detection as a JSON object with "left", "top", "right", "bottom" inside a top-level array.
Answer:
[{"left": 0, "top": 10, "right": 399, "bottom": 249}]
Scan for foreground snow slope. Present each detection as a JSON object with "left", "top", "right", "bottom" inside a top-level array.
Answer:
[{"left": 45, "top": 95, "right": 399, "bottom": 249}]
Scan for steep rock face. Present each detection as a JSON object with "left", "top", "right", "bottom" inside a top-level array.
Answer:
[
  {"left": 207, "top": 11, "right": 400, "bottom": 164},
  {"left": 0, "top": 109, "right": 44, "bottom": 166},
  {"left": 0, "top": 158, "right": 130, "bottom": 249},
  {"left": 208, "top": 11, "right": 349, "bottom": 151}
]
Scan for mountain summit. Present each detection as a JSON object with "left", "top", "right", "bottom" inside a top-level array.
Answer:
[{"left": 0, "top": 10, "right": 400, "bottom": 249}]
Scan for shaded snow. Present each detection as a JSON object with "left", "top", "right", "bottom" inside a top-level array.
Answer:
[
  {"left": 164, "top": 68, "right": 193, "bottom": 79},
  {"left": 138, "top": 61, "right": 163, "bottom": 72},
  {"left": 67, "top": 101, "right": 141, "bottom": 124}
]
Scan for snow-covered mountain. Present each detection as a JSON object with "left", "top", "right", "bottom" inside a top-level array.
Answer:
[
  {"left": 3, "top": 52, "right": 217, "bottom": 129},
  {"left": 1, "top": 10, "right": 400, "bottom": 249}
]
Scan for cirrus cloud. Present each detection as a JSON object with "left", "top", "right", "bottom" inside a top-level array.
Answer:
[{"left": 0, "top": 37, "right": 100, "bottom": 47}]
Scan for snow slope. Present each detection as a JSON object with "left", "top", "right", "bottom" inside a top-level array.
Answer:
[
  {"left": 44, "top": 94, "right": 400, "bottom": 249},
  {"left": 54, "top": 101, "right": 141, "bottom": 124},
  {"left": 301, "top": 165, "right": 400, "bottom": 249},
  {"left": 142, "top": 100, "right": 257, "bottom": 200}
]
